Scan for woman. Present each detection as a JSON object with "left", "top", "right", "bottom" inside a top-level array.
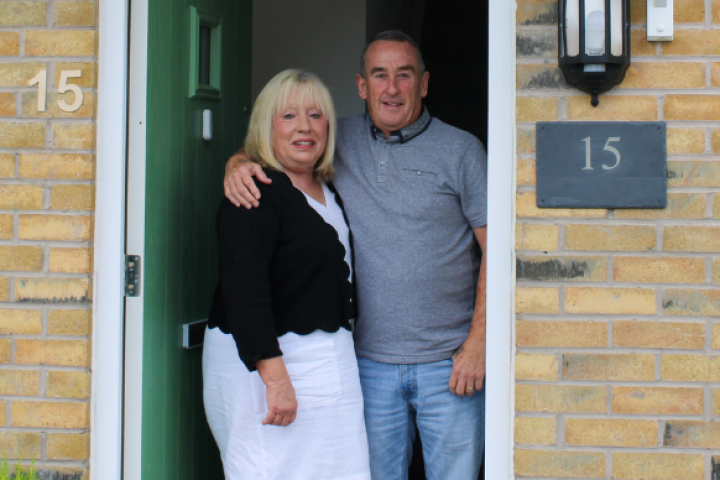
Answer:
[{"left": 202, "top": 70, "right": 371, "bottom": 480}]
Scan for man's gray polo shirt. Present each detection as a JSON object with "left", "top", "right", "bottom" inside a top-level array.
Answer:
[{"left": 333, "top": 110, "right": 488, "bottom": 364}]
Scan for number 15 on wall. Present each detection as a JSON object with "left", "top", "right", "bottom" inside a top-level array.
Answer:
[{"left": 28, "top": 70, "right": 84, "bottom": 113}]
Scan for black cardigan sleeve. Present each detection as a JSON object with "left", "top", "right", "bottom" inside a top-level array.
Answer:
[{"left": 216, "top": 196, "right": 283, "bottom": 371}]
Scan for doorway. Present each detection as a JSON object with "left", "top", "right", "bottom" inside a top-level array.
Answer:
[{"left": 123, "top": 1, "right": 490, "bottom": 479}]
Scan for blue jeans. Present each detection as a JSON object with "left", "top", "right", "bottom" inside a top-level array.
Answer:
[{"left": 358, "top": 357, "right": 485, "bottom": 480}]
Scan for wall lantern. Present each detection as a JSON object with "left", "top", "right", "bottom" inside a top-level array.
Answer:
[{"left": 559, "top": 0, "right": 631, "bottom": 107}]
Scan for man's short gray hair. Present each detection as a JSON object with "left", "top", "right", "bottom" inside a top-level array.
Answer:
[{"left": 359, "top": 30, "right": 426, "bottom": 77}]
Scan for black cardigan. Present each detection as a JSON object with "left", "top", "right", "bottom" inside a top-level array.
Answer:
[{"left": 207, "top": 169, "right": 356, "bottom": 371}]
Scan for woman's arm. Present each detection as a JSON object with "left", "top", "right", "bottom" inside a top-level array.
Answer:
[
  {"left": 256, "top": 357, "right": 298, "bottom": 426},
  {"left": 224, "top": 150, "right": 272, "bottom": 209}
]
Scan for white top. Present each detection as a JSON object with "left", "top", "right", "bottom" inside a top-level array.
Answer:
[{"left": 303, "top": 183, "right": 352, "bottom": 281}]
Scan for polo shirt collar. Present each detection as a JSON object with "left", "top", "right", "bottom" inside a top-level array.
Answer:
[{"left": 369, "top": 107, "right": 431, "bottom": 143}]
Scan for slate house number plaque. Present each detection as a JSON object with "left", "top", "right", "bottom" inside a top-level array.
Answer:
[{"left": 536, "top": 122, "right": 667, "bottom": 209}]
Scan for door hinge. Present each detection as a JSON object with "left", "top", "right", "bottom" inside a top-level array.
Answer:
[{"left": 125, "top": 255, "right": 141, "bottom": 297}]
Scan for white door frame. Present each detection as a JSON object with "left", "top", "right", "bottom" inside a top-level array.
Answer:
[{"left": 91, "top": 1, "right": 516, "bottom": 478}]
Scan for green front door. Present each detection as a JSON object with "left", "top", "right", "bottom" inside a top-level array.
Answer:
[{"left": 141, "top": 0, "right": 251, "bottom": 477}]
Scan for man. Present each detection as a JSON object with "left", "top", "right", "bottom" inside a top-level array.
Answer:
[{"left": 225, "top": 30, "right": 487, "bottom": 480}]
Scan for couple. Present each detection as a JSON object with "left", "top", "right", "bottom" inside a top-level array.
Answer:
[{"left": 203, "top": 30, "right": 488, "bottom": 480}]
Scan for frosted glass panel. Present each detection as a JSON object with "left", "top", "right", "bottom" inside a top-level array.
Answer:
[
  {"left": 610, "top": 0, "right": 623, "bottom": 55},
  {"left": 566, "top": 0, "right": 580, "bottom": 56},
  {"left": 585, "top": 0, "right": 605, "bottom": 56}
]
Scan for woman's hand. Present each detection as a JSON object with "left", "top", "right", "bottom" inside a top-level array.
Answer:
[
  {"left": 224, "top": 151, "right": 272, "bottom": 209},
  {"left": 256, "top": 357, "right": 298, "bottom": 426}
]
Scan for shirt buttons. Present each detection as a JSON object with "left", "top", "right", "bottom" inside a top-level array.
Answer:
[
  {"left": 417, "top": 171, "right": 422, "bottom": 175},
  {"left": 380, "top": 161, "right": 386, "bottom": 166}
]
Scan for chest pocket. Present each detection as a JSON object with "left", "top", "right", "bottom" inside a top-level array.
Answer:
[{"left": 400, "top": 167, "right": 439, "bottom": 183}]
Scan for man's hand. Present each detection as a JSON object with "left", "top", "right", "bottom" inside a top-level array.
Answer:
[
  {"left": 224, "top": 152, "right": 272, "bottom": 209},
  {"left": 448, "top": 338, "right": 486, "bottom": 397}
]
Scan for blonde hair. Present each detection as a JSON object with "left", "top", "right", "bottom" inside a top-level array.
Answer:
[{"left": 245, "top": 70, "right": 336, "bottom": 182}]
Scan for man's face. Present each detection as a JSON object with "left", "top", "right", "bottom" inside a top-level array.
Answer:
[{"left": 356, "top": 40, "right": 429, "bottom": 138}]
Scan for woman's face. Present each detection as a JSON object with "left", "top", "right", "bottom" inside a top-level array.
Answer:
[{"left": 272, "top": 97, "right": 328, "bottom": 173}]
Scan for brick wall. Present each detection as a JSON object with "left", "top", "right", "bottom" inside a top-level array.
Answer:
[
  {"left": 0, "top": 0, "right": 94, "bottom": 477},
  {"left": 515, "top": 0, "right": 720, "bottom": 478}
]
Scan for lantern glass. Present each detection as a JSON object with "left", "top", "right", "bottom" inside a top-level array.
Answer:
[
  {"left": 585, "top": 0, "right": 605, "bottom": 56},
  {"left": 565, "top": 0, "right": 580, "bottom": 56},
  {"left": 610, "top": 0, "right": 623, "bottom": 55}
]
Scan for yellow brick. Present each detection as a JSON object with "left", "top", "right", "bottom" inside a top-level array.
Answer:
[
  {"left": 514, "top": 449, "right": 605, "bottom": 478},
  {"left": 517, "top": 97, "right": 557, "bottom": 122},
  {"left": 566, "top": 287, "right": 656, "bottom": 314},
  {"left": 54, "top": 62, "right": 95, "bottom": 88},
  {"left": 25, "top": 31, "right": 95, "bottom": 57},
  {"left": 47, "top": 370, "right": 89, "bottom": 398},
  {"left": 631, "top": 30, "right": 656, "bottom": 56},
  {"left": 516, "top": 0, "right": 555, "bottom": 25},
  {"left": 23, "top": 91, "right": 95, "bottom": 118},
  {"left": 517, "top": 321, "right": 607, "bottom": 347},
  {"left": 517, "top": 128, "right": 535, "bottom": 154},
  {"left": 715, "top": 0, "right": 720, "bottom": 23},
  {"left": 0, "top": 402, "right": 5, "bottom": 426},
  {"left": 0, "top": 1, "right": 47, "bottom": 26},
  {"left": 0, "top": 246, "right": 42, "bottom": 272},
  {"left": 568, "top": 95, "right": 657, "bottom": 121},
  {"left": 0, "top": 370, "right": 38, "bottom": 396},
  {"left": 714, "top": 389, "right": 720, "bottom": 414},
  {"left": 516, "top": 353, "right": 558, "bottom": 381},
  {"left": 630, "top": 0, "right": 646, "bottom": 23},
  {"left": 620, "top": 63, "right": 705, "bottom": 89},
  {"left": 516, "top": 224, "right": 558, "bottom": 251},
  {"left": 516, "top": 159, "right": 536, "bottom": 186},
  {"left": 615, "top": 193, "right": 705, "bottom": 219},
  {"left": 11, "top": 401, "right": 88, "bottom": 428},
  {"left": 19, "top": 215, "right": 91, "bottom": 241},
  {"left": 713, "top": 63, "right": 720, "bottom": 88},
  {"left": 517, "top": 255, "right": 606, "bottom": 282},
  {"left": 516, "top": 64, "right": 566, "bottom": 90},
  {"left": 613, "top": 453, "right": 704, "bottom": 480},
  {"left": 0, "top": 215, "right": 11, "bottom": 239},
  {"left": 566, "top": 419, "right": 657, "bottom": 447},
  {"left": 669, "top": 162, "right": 720, "bottom": 188},
  {"left": 0, "top": 432, "right": 40, "bottom": 458},
  {"left": 613, "top": 257, "right": 705, "bottom": 284},
  {"left": 47, "top": 433, "right": 88, "bottom": 460},
  {"left": 50, "top": 248, "right": 92, "bottom": 273},
  {"left": 612, "top": 386, "right": 703, "bottom": 414},
  {"left": 716, "top": 193, "right": 720, "bottom": 219},
  {"left": 666, "top": 95, "right": 720, "bottom": 121},
  {"left": 664, "top": 289, "right": 720, "bottom": 316},
  {"left": 0, "top": 32, "right": 21, "bottom": 56},
  {"left": 517, "top": 385, "right": 606, "bottom": 413},
  {"left": 0, "top": 62, "right": 45, "bottom": 88},
  {"left": 664, "top": 421, "right": 720, "bottom": 448},
  {"left": 662, "top": 30, "right": 720, "bottom": 56},
  {"left": 15, "top": 339, "right": 88, "bottom": 366},
  {"left": 515, "top": 417, "right": 556, "bottom": 445},
  {"left": 51, "top": 184, "right": 93, "bottom": 211},
  {"left": 0, "top": 278, "right": 8, "bottom": 301},
  {"left": 614, "top": 321, "right": 705, "bottom": 349},
  {"left": 15, "top": 277, "right": 90, "bottom": 304},
  {"left": 0, "top": 185, "right": 42, "bottom": 210},
  {"left": 665, "top": 226, "right": 720, "bottom": 252},
  {"left": 565, "top": 225, "right": 655, "bottom": 251},
  {"left": 0, "top": 93, "right": 14, "bottom": 116},
  {"left": 0, "top": 123, "right": 45, "bottom": 149},
  {"left": 19, "top": 154, "right": 93, "bottom": 179},
  {"left": 662, "top": 355, "right": 720, "bottom": 381},
  {"left": 47, "top": 309, "right": 90, "bottom": 336},
  {"left": 667, "top": 129, "right": 706, "bottom": 155},
  {"left": 563, "top": 354, "right": 654, "bottom": 381},
  {"left": 517, "top": 192, "right": 607, "bottom": 218},
  {"left": 0, "top": 154, "right": 13, "bottom": 178},
  {"left": 55, "top": 1, "right": 96, "bottom": 26},
  {"left": 0, "top": 308, "right": 41, "bottom": 334},
  {"left": 0, "top": 340, "right": 10, "bottom": 364},
  {"left": 515, "top": 287, "right": 558, "bottom": 314},
  {"left": 674, "top": 0, "right": 706, "bottom": 22},
  {"left": 52, "top": 124, "right": 94, "bottom": 150}
]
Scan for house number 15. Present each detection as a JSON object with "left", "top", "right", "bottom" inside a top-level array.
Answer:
[
  {"left": 581, "top": 136, "right": 622, "bottom": 171},
  {"left": 28, "top": 69, "right": 84, "bottom": 113}
]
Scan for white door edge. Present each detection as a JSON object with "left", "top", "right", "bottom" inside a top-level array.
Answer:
[
  {"left": 109, "top": 1, "right": 518, "bottom": 478},
  {"left": 91, "top": 0, "right": 131, "bottom": 479}
]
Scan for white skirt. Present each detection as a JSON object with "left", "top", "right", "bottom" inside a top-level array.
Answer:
[{"left": 202, "top": 326, "right": 371, "bottom": 480}]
